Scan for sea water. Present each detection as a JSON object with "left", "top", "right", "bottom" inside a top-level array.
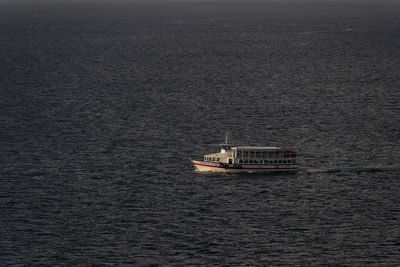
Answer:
[{"left": 1, "top": 1, "right": 399, "bottom": 265}]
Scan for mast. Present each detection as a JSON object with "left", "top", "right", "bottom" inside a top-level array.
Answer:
[{"left": 225, "top": 132, "right": 229, "bottom": 145}]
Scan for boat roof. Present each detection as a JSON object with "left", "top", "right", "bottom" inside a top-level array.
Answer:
[
  {"left": 234, "top": 146, "right": 281, "bottom": 150},
  {"left": 205, "top": 152, "right": 224, "bottom": 157}
]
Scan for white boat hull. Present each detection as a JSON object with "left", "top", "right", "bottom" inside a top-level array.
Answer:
[{"left": 192, "top": 160, "right": 298, "bottom": 173}]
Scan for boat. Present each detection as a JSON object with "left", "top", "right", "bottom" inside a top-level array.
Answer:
[{"left": 191, "top": 135, "right": 298, "bottom": 173}]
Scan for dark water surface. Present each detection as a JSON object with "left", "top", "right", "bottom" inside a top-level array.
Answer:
[{"left": 1, "top": 1, "right": 400, "bottom": 265}]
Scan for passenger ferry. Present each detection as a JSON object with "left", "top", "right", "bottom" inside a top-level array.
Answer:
[{"left": 191, "top": 136, "right": 298, "bottom": 173}]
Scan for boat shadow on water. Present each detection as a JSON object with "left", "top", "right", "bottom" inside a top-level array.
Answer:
[{"left": 194, "top": 169, "right": 299, "bottom": 181}]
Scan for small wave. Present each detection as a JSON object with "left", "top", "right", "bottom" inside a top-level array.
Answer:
[
  {"left": 299, "top": 28, "right": 353, "bottom": 35},
  {"left": 301, "top": 165, "right": 400, "bottom": 174}
]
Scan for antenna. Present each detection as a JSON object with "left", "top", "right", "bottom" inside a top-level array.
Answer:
[{"left": 225, "top": 132, "right": 229, "bottom": 145}]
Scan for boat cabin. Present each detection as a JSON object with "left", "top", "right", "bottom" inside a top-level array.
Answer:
[{"left": 203, "top": 145, "right": 297, "bottom": 165}]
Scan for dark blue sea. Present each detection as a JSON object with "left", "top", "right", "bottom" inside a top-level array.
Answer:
[{"left": 1, "top": 0, "right": 400, "bottom": 265}]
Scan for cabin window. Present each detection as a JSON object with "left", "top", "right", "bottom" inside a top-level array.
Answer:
[
  {"left": 239, "top": 159, "right": 243, "bottom": 163},
  {"left": 217, "top": 158, "right": 220, "bottom": 161},
  {"left": 279, "top": 160, "right": 282, "bottom": 164},
  {"left": 293, "top": 159, "right": 296, "bottom": 164},
  {"left": 244, "top": 159, "right": 248, "bottom": 164},
  {"left": 243, "top": 151, "right": 249, "bottom": 158},
  {"left": 283, "top": 160, "right": 287, "bottom": 164}
]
